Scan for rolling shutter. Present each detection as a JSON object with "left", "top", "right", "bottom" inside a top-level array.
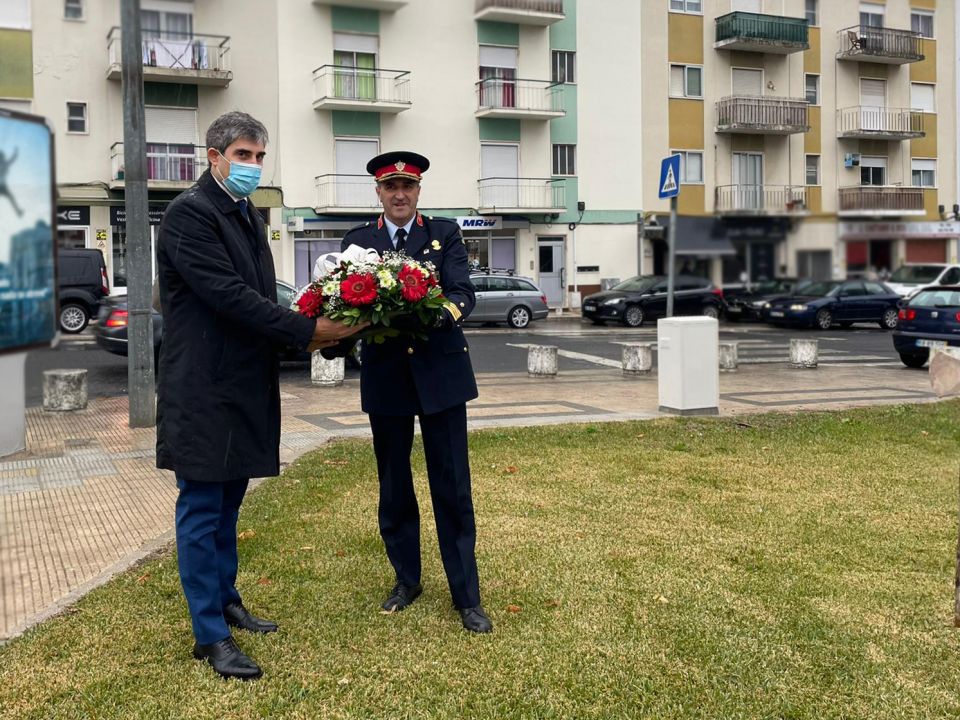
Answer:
[{"left": 144, "top": 107, "right": 197, "bottom": 144}]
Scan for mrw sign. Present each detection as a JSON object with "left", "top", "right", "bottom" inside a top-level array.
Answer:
[{"left": 658, "top": 154, "right": 681, "bottom": 199}]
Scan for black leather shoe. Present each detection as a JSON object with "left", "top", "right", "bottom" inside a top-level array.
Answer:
[
  {"left": 381, "top": 582, "right": 423, "bottom": 612},
  {"left": 192, "top": 636, "right": 263, "bottom": 680},
  {"left": 459, "top": 606, "right": 493, "bottom": 634},
  {"left": 223, "top": 602, "right": 278, "bottom": 634}
]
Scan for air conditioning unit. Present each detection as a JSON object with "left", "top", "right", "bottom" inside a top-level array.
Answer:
[
  {"left": 287, "top": 216, "right": 304, "bottom": 232},
  {"left": 844, "top": 153, "right": 861, "bottom": 168}
]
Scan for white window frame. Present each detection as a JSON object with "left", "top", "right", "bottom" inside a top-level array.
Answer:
[
  {"left": 805, "top": 74, "right": 820, "bottom": 105},
  {"left": 910, "top": 82, "right": 935, "bottom": 113},
  {"left": 911, "top": 158, "right": 936, "bottom": 188},
  {"left": 671, "top": 149, "right": 704, "bottom": 184},
  {"left": 805, "top": 154, "right": 820, "bottom": 186},
  {"left": 66, "top": 101, "right": 88, "bottom": 134},
  {"left": 911, "top": 9, "right": 934, "bottom": 39},
  {"left": 805, "top": 0, "right": 818, "bottom": 26},
  {"left": 64, "top": 0, "right": 84, "bottom": 21},
  {"left": 551, "top": 50, "right": 575, "bottom": 84},
  {"left": 669, "top": 64, "right": 703, "bottom": 99},
  {"left": 669, "top": 0, "right": 702, "bottom": 14},
  {"left": 552, "top": 144, "right": 576, "bottom": 177}
]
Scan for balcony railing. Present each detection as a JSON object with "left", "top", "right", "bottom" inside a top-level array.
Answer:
[
  {"left": 477, "top": 177, "right": 565, "bottom": 213},
  {"left": 715, "top": 185, "right": 809, "bottom": 215},
  {"left": 312, "top": 65, "right": 411, "bottom": 113},
  {"left": 474, "top": 0, "right": 564, "bottom": 25},
  {"left": 836, "top": 25, "right": 924, "bottom": 64},
  {"left": 475, "top": 78, "right": 564, "bottom": 120},
  {"left": 836, "top": 106, "right": 924, "bottom": 139},
  {"left": 714, "top": 12, "right": 809, "bottom": 53},
  {"left": 110, "top": 142, "right": 205, "bottom": 187},
  {"left": 716, "top": 96, "right": 809, "bottom": 134},
  {"left": 838, "top": 186, "right": 925, "bottom": 215},
  {"left": 106, "top": 27, "right": 232, "bottom": 86},
  {"left": 315, "top": 175, "right": 380, "bottom": 213}
]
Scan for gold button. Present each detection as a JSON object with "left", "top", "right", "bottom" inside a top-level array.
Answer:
[
  {"left": 463, "top": 346, "right": 468, "bottom": 352},
  {"left": 459, "top": 302, "right": 465, "bottom": 307},
  {"left": 407, "top": 347, "right": 414, "bottom": 355}
]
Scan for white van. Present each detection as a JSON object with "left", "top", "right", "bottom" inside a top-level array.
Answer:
[{"left": 886, "top": 263, "right": 960, "bottom": 297}]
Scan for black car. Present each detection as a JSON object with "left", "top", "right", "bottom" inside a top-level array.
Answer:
[
  {"left": 765, "top": 280, "right": 901, "bottom": 330},
  {"left": 58, "top": 248, "right": 109, "bottom": 333},
  {"left": 724, "top": 278, "right": 804, "bottom": 322},
  {"left": 892, "top": 285, "right": 960, "bottom": 368},
  {"left": 582, "top": 275, "right": 724, "bottom": 327}
]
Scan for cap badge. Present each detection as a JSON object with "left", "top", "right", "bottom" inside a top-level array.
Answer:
[{"left": 395, "top": 161, "right": 406, "bottom": 172}]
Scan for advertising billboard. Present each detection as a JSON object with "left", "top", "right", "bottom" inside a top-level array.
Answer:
[{"left": 0, "top": 109, "right": 56, "bottom": 355}]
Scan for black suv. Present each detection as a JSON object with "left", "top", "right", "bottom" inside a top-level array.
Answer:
[
  {"left": 582, "top": 274, "right": 724, "bottom": 327},
  {"left": 58, "top": 248, "right": 109, "bottom": 333}
]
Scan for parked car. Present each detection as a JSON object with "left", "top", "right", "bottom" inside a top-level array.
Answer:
[
  {"left": 885, "top": 263, "right": 960, "bottom": 297},
  {"left": 765, "top": 279, "right": 901, "bottom": 330},
  {"left": 58, "top": 248, "right": 109, "bottom": 333},
  {"left": 891, "top": 285, "right": 960, "bottom": 368},
  {"left": 466, "top": 272, "right": 550, "bottom": 328},
  {"left": 725, "top": 278, "right": 803, "bottom": 322},
  {"left": 581, "top": 274, "right": 723, "bottom": 327}
]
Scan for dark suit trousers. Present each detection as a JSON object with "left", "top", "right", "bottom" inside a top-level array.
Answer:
[
  {"left": 369, "top": 404, "right": 481, "bottom": 609},
  {"left": 175, "top": 477, "right": 248, "bottom": 645}
]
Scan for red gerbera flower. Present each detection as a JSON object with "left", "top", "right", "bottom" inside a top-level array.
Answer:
[
  {"left": 294, "top": 286, "right": 324, "bottom": 318},
  {"left": 341, "top": 273, "right": 378, "bottom": 306},
  {"left": 397, "top": 265, "right": 429, "bottom": 302}
]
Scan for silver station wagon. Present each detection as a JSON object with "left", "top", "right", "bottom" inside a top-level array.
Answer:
[{"left": 466, "top": 272, "right": 550, "bottom": 328}]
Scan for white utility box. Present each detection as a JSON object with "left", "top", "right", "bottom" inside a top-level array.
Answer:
[{"left": 656, "top": 316, "right": 719, "bottom": 415}]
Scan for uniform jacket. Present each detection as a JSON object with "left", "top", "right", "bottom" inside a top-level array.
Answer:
[
  {"left": 156, "top": 170, "right": 315, "bottom": 483},
  {"left": 343, "top": 214, "right": 479, "bottom": 416}
]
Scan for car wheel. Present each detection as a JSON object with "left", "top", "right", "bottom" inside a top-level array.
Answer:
[
  {"left": 815, "top": 308, "right": 832, "bottom": 330},
  {"left": 899, "top": 351, "right": 929, "bottom": 368},
  {"left": 507, "top": 305, "right": 531, "bottom": 329},
  {"left": 622, "top": 305, "right": 644, "bottom": 327},
  {"left": 59, "top": 303, "right": 89, "bottom": 333},
  {"left": 701, "top": 304, "right": 720, "bottom": 320},
  {"left": 880, "top": 308, "right": 899, "bottom": 330}
]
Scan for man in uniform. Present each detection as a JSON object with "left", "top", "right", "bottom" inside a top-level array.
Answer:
[{"left": 325, "top": 151, "right": 492, "bottom": 633}]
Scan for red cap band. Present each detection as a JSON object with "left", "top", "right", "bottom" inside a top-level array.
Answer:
[{"left": 374, "top": 161, "right": 422, "bottom": 181}]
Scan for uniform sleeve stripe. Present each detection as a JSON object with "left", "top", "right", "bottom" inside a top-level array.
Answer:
[{"left": 444, "top": 301, "right": 462, "bottom": 322}]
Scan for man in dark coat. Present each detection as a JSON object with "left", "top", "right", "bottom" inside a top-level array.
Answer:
[
  {"left": 156, "top": 111, "right": 362, "bottom": 680},
  {"left": 325, "top": 151, "right": 492, "bottom": 634}
]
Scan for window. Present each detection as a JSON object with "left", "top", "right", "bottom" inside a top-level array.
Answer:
[
  {"left": 805, "top": 74, "right": 820, "bottom": 105},
  {"left": 860, "top": 157, "right": 886, "bottom": 186},
  {"left": 552, "top": 144, "right": 576, "bottom": 176},
  {"left": 860, "top": 3, "right": 884, "bottom": 28},
  {"left": 911, "top": 10, "right": 934, "bottom": 38},
  {"left": 672, "top": 150, "right": 703, "bottom": 183},
  {"left": 669, "top": 64, "right": 702, "bottom": 98},
  {"left": 912, "top": 158, "right": 936, "bottom": 187},
  {"left": 805, "top": 0, "right": 818, "bottom": 26},
  {"left": 64, "top": 0, "right": 83, "bottom": 20},
  {"left": 334, "top": 33, "right": 379, "bottom": 100},
  {"left": 67, "top": 102, "right": 87, "bottom": 133},
  {"left": 911, "top": 83, "right": 935, "bottom": 113},
  {"left": 669, "top": 0, "right": 702, "bottom": 13},
  {"left": 551, "top": 51, "right": 575, "bottom": 84},
  {"left": 805, "top": 155, "right": 820, "bottom": 185},
  {"left": 479, "top": 45, "right": 518, "bottom": 109}
]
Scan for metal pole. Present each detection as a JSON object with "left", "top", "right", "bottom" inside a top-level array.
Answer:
[
  {"left": 666, "top": 196, "right": 677, "bottom": 317},
  {"left": 121, "top": 0, "right": 156, "bottom": 427}
]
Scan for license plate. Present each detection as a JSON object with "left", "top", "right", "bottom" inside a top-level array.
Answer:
[
  {"left": 583, "top": 304, "right": 596, "bottom": 311},
  {"left": 917, "top": 338, "right": 947, "bottom": 349},
  {"left": 769, "top": 311, "right": 784, "bottom": 317},
  {"left": 727, "top": 306, "right": 742, "bottom": 313}
]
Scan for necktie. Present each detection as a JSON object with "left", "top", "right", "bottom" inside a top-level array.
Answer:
[
  {"left": 395, "top": 228, "right": 407, "bottom": 252},
  {"left": 238, "top": 198, "right": 249, "bottom": 223}
]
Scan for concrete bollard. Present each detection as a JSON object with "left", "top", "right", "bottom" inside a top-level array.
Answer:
[
  {"left": 718, "top": 341, "right": 738, "bottom": 371},
  {"left": 622, "top": 343, "right": 653, "bottom": 375},
  {"left": 790, "top": 338, "right": 818, "bottom": 369},
  {"left": 527, "top": 345, "right": 558, "bottom": 377},
  {"left": 42, "top": 369, "right": 88, "bottom": 411},
  {"left": 311, "top": 352, "right": 345, "bottom": 386}
]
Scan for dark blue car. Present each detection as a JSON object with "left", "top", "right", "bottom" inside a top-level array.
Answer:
[
  {"left": 892, "top": 285, "right": 960, "bottom": 368},
  {"left": 765, "top": 280, "right": 901, "bottom": 330}
]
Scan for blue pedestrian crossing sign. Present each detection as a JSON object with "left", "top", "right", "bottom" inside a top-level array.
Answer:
[{"left": 658, "top": 154, "right": 681, "bottom": 199}]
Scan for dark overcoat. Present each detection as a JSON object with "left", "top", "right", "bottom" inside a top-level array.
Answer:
[
  {"left": 342, "top": 214, "right": 479, "bottom": 416},
  {"left": 155, "top": 171, "right": 315, "bottom": 482}
]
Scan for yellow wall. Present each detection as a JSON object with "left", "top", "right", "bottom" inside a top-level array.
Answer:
[
  {"left": 804, "top": 106, "right": 821, "bottom": 153},
  {"left": 729, "top": 51, "right": 765, "bottom": 69},
  {"left": 804, "top": 27, "right": 821, "bottom": 74},
  {"left": 731, "top": 135, "right": 764, "bottom": 152},
  {"left": 923, "top": 188, "right": 939, "bottom": 220},
  {"left": 912, "top": 113, "right": 937, "bottom": 157},
  {"left": 678, "top": 184, "right": 705, "bottom": 215},
  {"left": 668, "top": 99, "right": 704, "bottom": 149},
  {"left": 805, "top": 185, "right": 822, "bottom": 214},
  {"left": 912, "top": 0, "right": 936, "bottom": 11},
  {"left": 668, "top": 12, "right": 703, "bottom": 64},
  {"left": 911, "top": 39, "right": 936, "bottom": 83},
  {"left": 0, "top": 29, "right": 33, "bottom": 99}
]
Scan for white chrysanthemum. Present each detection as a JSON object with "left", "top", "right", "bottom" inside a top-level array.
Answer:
[
  {"left": 377, "top": 270, "right": 396, "bottom": 289},
  {"left": 323, "top": 280, "right": 339, "bottom": 296}
]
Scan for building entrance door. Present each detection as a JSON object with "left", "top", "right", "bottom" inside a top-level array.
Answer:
[{"left": 538, "top": 237, "right": 565, "bottom": 306}]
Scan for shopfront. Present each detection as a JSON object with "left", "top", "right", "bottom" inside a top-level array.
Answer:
[
  {"left": 457, "top": 216, "right": 519, "bottom": 273},
  {"left": 56, "top": 205, "right": 90, "bottom": 250},
  {"left": 839, "top": 221, "right": 960, "bottom": 276},
  {"left": 109, "top": 204, "right": 166, "bottom": 292}
]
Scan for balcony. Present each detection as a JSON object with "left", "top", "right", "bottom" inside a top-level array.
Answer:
[
  {"left": 474, "top": 0, "right": 564, "bottom": 26},
  {"left": 715, "top": 185, "right": 809, "bottom": 216},
  {"left": 836, "top": 107, "right": 924, "bottom": 140},
  {"left": 475, "top": 78, "right": 564, "bottom": 120},
  {"left": 315, "top": 175, "right": 380, "bottom": 215},
  {"left": 312, "top": 0, "right": 406, "bottom": 10},
  {"left": 477, "top": 177, "right": 565, "bottom": 214},
  {"left": 715, "top": 96, "right": 809, "bottom": 135},
  {"left": 838, "top": 186, "right": 925, "bottom": 216},
  {"left": 714, "top": 12, "right": 809, "bottom": 54},
  {"left": 106, "top": 27, "right": 232, "bottom": 86},
  {"left": 836, "top": 25, "right": 924, "bottom": 64},
  {"left": 312, "top": 66, "right": 411, "bottom": 113},
  {"left": 109, "top": 142, "right": 204, "bottom": 190}
]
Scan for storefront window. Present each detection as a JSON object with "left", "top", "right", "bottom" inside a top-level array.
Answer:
[
  {"left": 111, "top": 226, "right": 158, "bottom": 290},
  {"left": 462, "top": 230, "right": 516, "bottom": 272},
  {"left": 57, "top": 228, "right": 87, "bottom": 250}
]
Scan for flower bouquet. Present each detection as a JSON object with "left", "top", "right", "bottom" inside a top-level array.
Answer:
[{"left": 292, "top": 244, "right": 448, "bottom": 343}]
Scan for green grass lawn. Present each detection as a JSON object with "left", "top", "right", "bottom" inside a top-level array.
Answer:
[{"left": 3, "top": 403, "right": 960, "bottom": 719}]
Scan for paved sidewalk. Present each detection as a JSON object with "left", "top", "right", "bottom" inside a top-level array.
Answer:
[{"left": 0, "top": 356, "right": 938, "bottom": 641}]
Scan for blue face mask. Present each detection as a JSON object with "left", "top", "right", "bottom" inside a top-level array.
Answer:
[{"left": 217, "top": 152, "right": 261, "bottom": 197}]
